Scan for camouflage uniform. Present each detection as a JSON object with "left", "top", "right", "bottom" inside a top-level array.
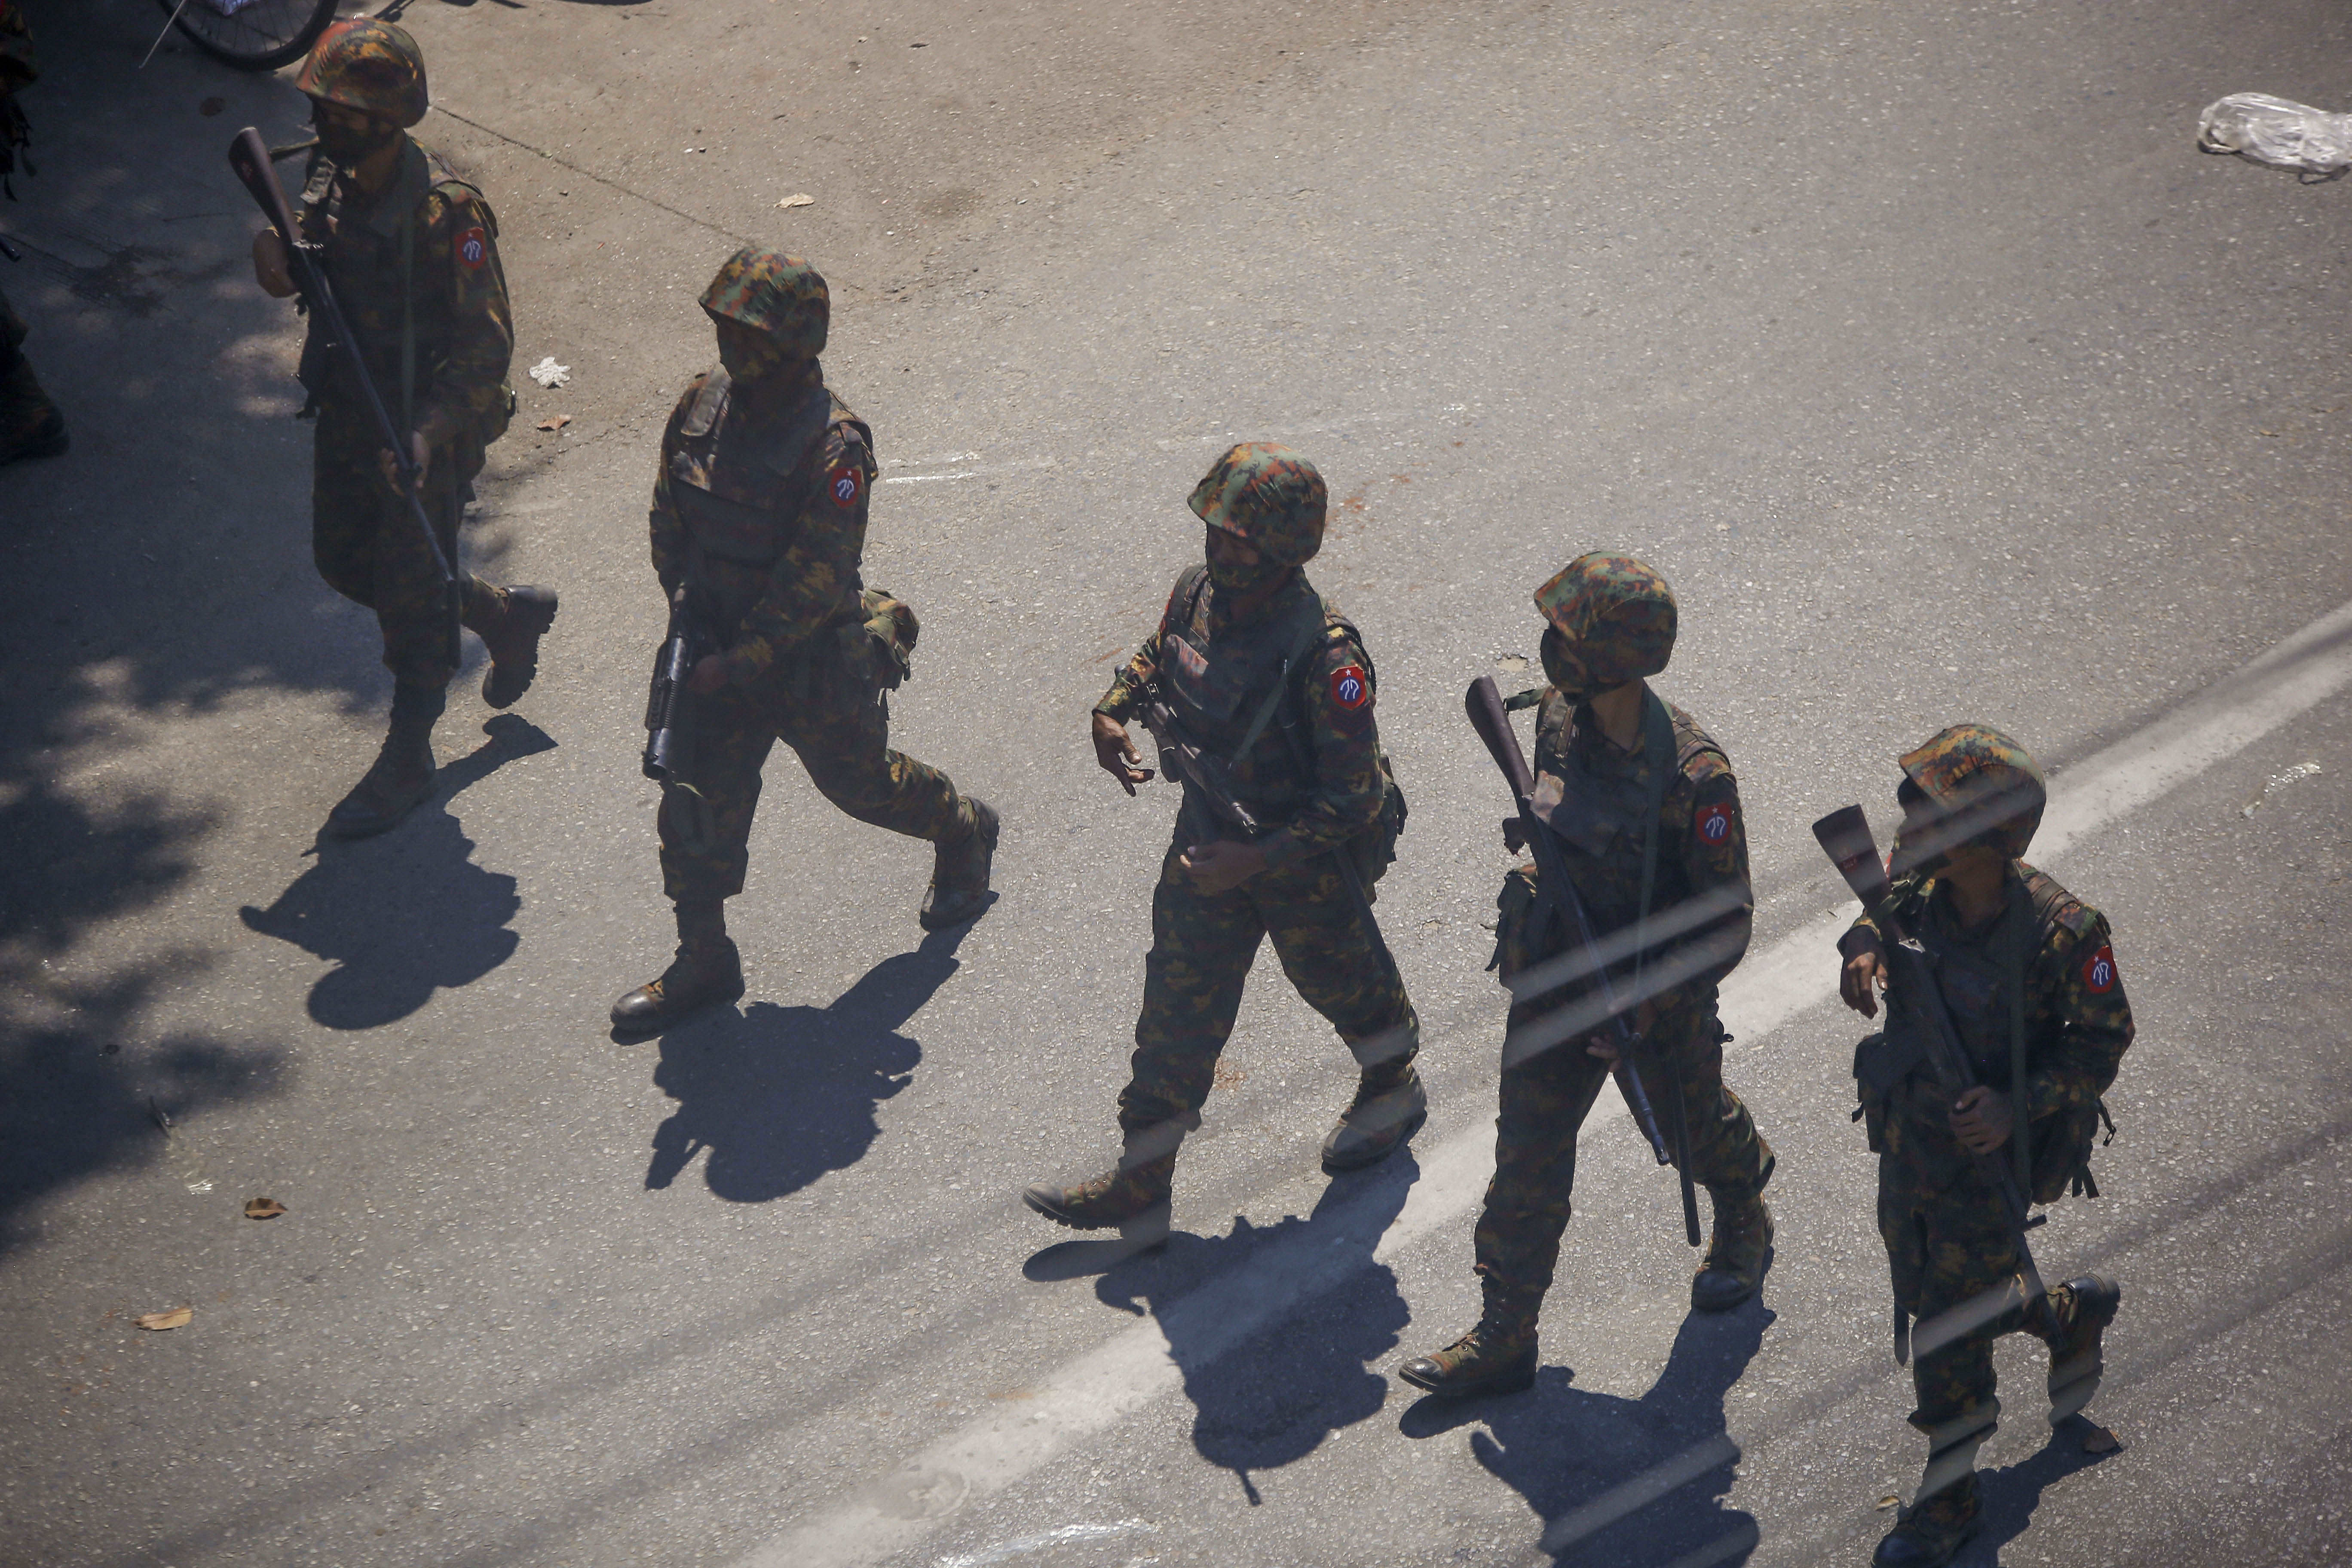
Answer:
[
  {"left": 0, "top": 0, "right": 66, "bottom": 464},
  {"left": 296, "top": 133, "right": 519, "bottom": 689},
  {"left": 1094, "top": 561, "right": 1416, "bottom": 1139},
  {"left": 1845, "top": 726, "right": 2135, "bottom": 1562}
]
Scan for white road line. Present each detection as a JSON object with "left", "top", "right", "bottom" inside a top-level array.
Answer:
[{"left": 732, "top": 596, "right": 2352, "bottom": 1568}]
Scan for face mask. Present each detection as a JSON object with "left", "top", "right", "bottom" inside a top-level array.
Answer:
[
  {"left": 1207, "top": 551, "right": 1288, "bottom": 597},
  {"left": 1540, "top": 627, "right": 1588, "bottom": 698},
  {"left": 315, "top": 115, "right": 398, "bottom": 169}
]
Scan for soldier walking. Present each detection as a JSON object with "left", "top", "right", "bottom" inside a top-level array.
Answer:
[
  {"left": 1838, "top": 726, "right": 2133, "bottom": 1568},
  {"left": 610, "top": 249, "right": 998, "bottom": 1034},
  {"left": 250, "top": 19, "right": 555, "bottom": 838},
  {"left": 1023, "top": 444, "right": 1423, "bottom": 1237},
  {"left": 1401, "top": 553, "right": 1774, "bottom": 1398}
]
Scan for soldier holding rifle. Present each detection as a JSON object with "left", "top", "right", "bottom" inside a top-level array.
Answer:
[
  {"left": 248, "top": 20, "right": 554, "bottom": 839},
  {"left": 1023, "top": 444, "right": 1422, "bottom": 1237},
  {"left": 1827, "top": 726, "right": 2132, "bottom": 1568},
  {"left": 1402, "top": 553, "right": 1773, "bottom": 1399}
]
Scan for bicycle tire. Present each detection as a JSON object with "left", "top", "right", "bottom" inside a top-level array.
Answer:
[{"left": 153, "top": 0, "right": 340, "bottom": 72}]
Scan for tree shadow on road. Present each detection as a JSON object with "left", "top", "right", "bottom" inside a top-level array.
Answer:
[
  {"left": 1400, "top": 1304, "right": 1774, "bottom": 1566},
  {"left": 640, "top": 925, "right": 969, "bottom": 1202},
  {"left": 1077, "top": 1157, "right": 1418, "bottom": 1502},
  {"left": 236, "top": 714, "right": 554, "bottom": 1029}
]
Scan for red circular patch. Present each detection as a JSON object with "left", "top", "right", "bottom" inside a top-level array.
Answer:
[
  {"left": 1695, "top": 801, "right": 1735, "bottom": 846},
  {"left": 828, "top": 463, "right": 864, "bottom": 508},
  {"left": 456, "top": 226, "right": 488, "bottom": 269},
  {"left": 1329, "top": 665, "right": 1370, "bottom": 710},
  {"left": 2082, "top": 943, "right": 2118, "bottom": 994}
]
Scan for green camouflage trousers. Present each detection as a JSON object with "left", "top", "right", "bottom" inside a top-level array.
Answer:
[
  {"left": 657, "top": 658, "right": 969, "bottom": 907},
  {"left": 0, "top": 281, "right": 59, "bottom": 444},
  {"left": 312, "top": 399, "right": 506, "bottom": 689},
  {"left": 1878, "top": 1085, "right": 2058, "bottom": 1441},
  {"left": 1471, "top": 866, "right": 1774, "bottom": 1304},
  {"left": 1116, "top": 831, "right": 1418, "bottom": 1137}
]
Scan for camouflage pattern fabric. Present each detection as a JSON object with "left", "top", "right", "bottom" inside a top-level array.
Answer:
[
  {"left": 297, "top": 138, "right": 514, "bottom": 453},
  {"left": 295, "top": 18, "right": 429, "bottom": 128},
  {"left": 1096, "top": 565, "right": 1395, "bottom": 871},
  {"left": 1533, "top": 552, "right": 1678, "bottom": 687},
  {"left": 698, "top": 248, "right": 829, "bottom": 356},
  {"left": 1186, "top": 443, "right": 1327, "bottom": 566},
  {"left": 649, "top": 366, "right": 874, "bottom": 687},
  {"left": 656, "top": 664, "right": 971, "bottom": 906},
  {"left": 1852, "top": 863, "right": 2134, "bottom": 1451},
  {"left": 1117, "top": 832, "right": 1417, "bottom": 1137},
  {"left": 311, "top": 401, "right": 508, "bottom": 688},
  {"left": 1896, "top": 723, "right": 2049, "bottom": 863},
  {"left": 1468, "top": 689, "right": 1771, "bottom": 1304}
]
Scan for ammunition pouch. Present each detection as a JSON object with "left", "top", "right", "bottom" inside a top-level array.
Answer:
[{"left": 2028, "top": 1099, "right": 2115, "bottom": 1203}]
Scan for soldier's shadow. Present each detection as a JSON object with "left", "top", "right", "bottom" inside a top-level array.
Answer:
[
  {"left": 1400, "top": 1304, "right": 1773, "bottom": 1566},
  {"left": 236, "top": 714, "right": 553, "bottom": 1030},
  {"left": 1075, "top": 1158, "right": 1418, "bottom": 1500},
  {"left": 641, "top": 925, "right": 969, "bottom": 1202},
  {"left": 1953, "top": 1416, "right": 2122, "bottom": 1566}
]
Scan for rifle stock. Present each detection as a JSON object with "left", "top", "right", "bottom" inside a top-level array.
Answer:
[{"left": 1466, "top": 677, "right": 1701, "bottom": 1246}]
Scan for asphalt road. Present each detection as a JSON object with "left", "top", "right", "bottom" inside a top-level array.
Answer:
[{"left": 4, "top": 1, "right": 2351, "bottom": 1565}]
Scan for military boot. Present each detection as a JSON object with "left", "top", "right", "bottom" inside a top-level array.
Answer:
[
  {"left": 611, "top": 903, "right": 745, "bottom": 1035},
  {"left": 476, "top": 585, "right": 560, "bottom": 709},
  {"left": 919, "top": 796, "right": 999, "bottom": 931},
  {"left": 1690, "top": 1189, "right": 1773, "bottom": 1312},
  {"left": 0, "top": 337, "right": 67, "bottom": 466},
  {"left": 1397, "top": 1284, "right": 1540, "bottom": 1398},
  {"left": 1321, "top": 1062, "right": 1427, "bottom": 1172},
  {"left": 1022, "top": 1127, "right": 1177, "bottom": 1238},
  {"left": 1873, "top": 1475, "right": 1981, "bottom": 1568},
  {"left": 325, "top": 682, "right": 442, "bottom": 839},
  {"left": 2040, "top": 1274, "right": 2122, "bottom": 1424}
]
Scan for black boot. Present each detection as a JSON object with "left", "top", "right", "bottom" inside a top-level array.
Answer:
[
  {"left": 325, "top": 683, "right": 442, "bottom": 839},
  {"left": 1023, "top": 1123, "right": 1179, "bottom": 1240},
  {"left": 2040, "top": 1274, "right": 2121, "bottom": 1424},
  {"left": 611, "top": 903, "right": 745, "bottom": 1035},
  {"left": 1322, "top": 1063, "right": 1427, "bottom": 1171},
  {"left": 1690, "top": 1190, "right": 1773, "bottom": 1312},
  {"left": 919, "top": 796, "right": 999, "bottom": 930},
  {"left": 478, "top": 585, "right": 559, "bottom": 709},
  {"left": 1874, "top": 1474, "right": 1981, "bottom": 1568},
  {"left": 1398, "top": 1282, "right": 1540, "bottom": 1398}
]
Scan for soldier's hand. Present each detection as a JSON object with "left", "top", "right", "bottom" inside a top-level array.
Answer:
[
  {"left": 1180, "top": 838, "right": 1265, "bottom": 894},
  {"left": 1092, "top": 712, "right": 1152, "bottom": 795},
  {"left": 1948, "top": 1085, "right": 2013, "bottom": 1154},
  {"left": 252, "top": 228, "right": 298, "bottom": 298},
  {"left": 377, "top": 431, "right": 432, "bottom": 493},
  {"left": 1840, "top": 947, "right": 1889, "bottom": 1018},
  {"left": 1584, "top": 1033, "right": 1623, "bottom": 1069},
  {"left": 686, "top": 653, "right": 732, "bottom": 695}
]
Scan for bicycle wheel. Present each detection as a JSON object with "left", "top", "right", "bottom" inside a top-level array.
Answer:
[{"left": 154, "top": 0, "right": 340, "bottom": 72}]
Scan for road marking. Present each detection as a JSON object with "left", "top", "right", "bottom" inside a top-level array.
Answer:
[
  {"left": 732, "top": 595, "right": 2352, "bottom": 1568},
  {"left": 935, "top": 1519, "right": 1152, "bottom": 1568}
]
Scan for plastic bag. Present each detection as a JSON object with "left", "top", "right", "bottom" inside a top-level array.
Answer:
[{"left": 2198, "top": 92, "right": 2352, "bottom": 178}]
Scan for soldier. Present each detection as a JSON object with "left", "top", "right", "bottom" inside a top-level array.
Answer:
[
  {"left": 1400, "top": 553, "right": 1773, "bottom": 1399},
  {"left": 0, "top": 0, "right": 67, "bottom": 466},
  {"left": 609, "top": 248, "right": 998, "bottom": 1033},
  {"left": 251, "top": 19, "right": 554, "bottom": 838},
  {"left": 1837, "top": 726, "right": 2132, "bottom": 1568},
  {"left": 1022, "top": 444, "right": 1423, "bottom": 1237}
]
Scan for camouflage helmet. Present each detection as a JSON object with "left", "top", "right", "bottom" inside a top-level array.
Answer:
[
  {"left": 699, "top": 248, "right": 829, "bottom": 356},
  {"left": 1893, "top": 723, "right": 2047, "bottom": 868},
  {"left": 1533, "top": 552, "right": 1678, "bottom": 687},
  {"left": 295, "top": 19, "right": 428, "bottom": 129},
  {"left": 1188, "top": 443, "right": 1326, "bottom": 566}
]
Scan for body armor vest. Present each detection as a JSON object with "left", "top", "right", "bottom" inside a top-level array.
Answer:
[
  {"left": 1159, "top": 567, "right": 1329, "bottom": 807},
  {"left": 1884, "top": 880, "right": 2055, "bottom": 1090},
  {"left": 1527, "top": 701, "right": 1703, "bottom": 935},
  {"left": 667, "top": 369, "right": 869, "bottom": 637}
]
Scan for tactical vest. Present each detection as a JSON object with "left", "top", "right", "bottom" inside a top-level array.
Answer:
[
  {"left": 1527, "top": 695, "right": 1713, "bottom": 934},
  {"left": 1156, "top": 565, "right": 1339, "bottom": 803},
  {"left": 1881, "top": 873, "right": 2070, "bottom": 1089},
  {"left": 667, "top": 368, "right": 872, "bottom": 639}
]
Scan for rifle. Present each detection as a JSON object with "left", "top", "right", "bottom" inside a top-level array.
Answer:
[
  {"left": 226, "top": 128, "right": 458, "bottom": 642},
  {"left": 1812, "top": 804, "right": 2047, "bottom": 1363},
  {"left": 642, "top": 586, "right": 717, "bottom": 787},
  {"left": 1465, "top": 676, "right": 1700, "bottom": 1248},
  {"left": 1135, "top": 689, "right": 1402, "bottom": 986}
]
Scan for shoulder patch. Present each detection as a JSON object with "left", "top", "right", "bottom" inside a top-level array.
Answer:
[
  {"left": 456, "top": 225, "right": 490, "bottom": 270},
  {"left": 1329, "top": 664, "right": 1372, "bottom": 710},
  {"left": 2080, "top": 943, "right": 2119, "bottom": 994},
  {"left": 826, "top": 461, "right": 864, "bottom": 508},
  {"left": 1694, "top": 799, "right": 1736, "bottom": 848}
]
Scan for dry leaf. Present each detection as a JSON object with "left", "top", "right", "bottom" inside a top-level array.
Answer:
[
  {"left": 776, "top": 193, "right": 815, "bottom": 209},
  {"left": 135, "top": 1307, "right": 193, "bottom": 1332},
  {"left": 244, "top": 1197, "right": 286, "bottom": 1220},
  {"left": 534, "top": 414, "right": 571, "bottom": 432},
  {"left": 1874, "top": 1495, "right": 1901, "bottom": 1511},
  {"left": 2081, "top": 1427, "right": 2122, "bottom": 1454}
]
